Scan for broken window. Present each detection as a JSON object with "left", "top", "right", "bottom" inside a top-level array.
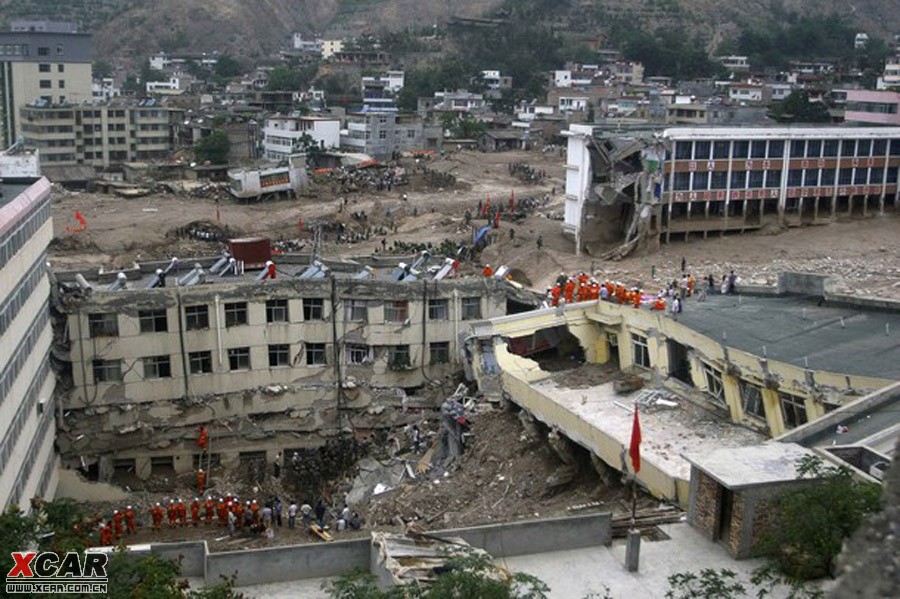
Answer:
[
  {"left": 303, "top": 298, "right": 324, "bottom": 320},
  {"left": 139, "top": 309, "right": 168, "bottom": 333},
  {"left": 150, "top": 456, "right": 174, "bottom": 474},
  {"left": 185, "top": 304, "right": 209, "bottom": 330},
  {"left": 92, "top": 359, "right": 122, "bottom": 383},
  {"left": 268, "top": 344, "right": 290, "bottom": 367},
  {"left": 631, "top": 334, "right": 650, "bottom": 368},
  {"left": 306, "top": 342, "right": 326, "bottom": 366},
  {"left": 430, "top": 341, "right": 450, "bottom": 364},
  {"left": 345, "top": 299, "right": 368, "bottom": 322},
  {"left": 224, "top": 302, "right": 248, "bottom": 327},
  {"left": 88, "top": 312, "right": 118, "bottom": 337},
  {"left": 228, "top": 347, "right": 251, "bottom": 371},
  {"left": 266, "top": 299, "right": 289, "bottom": 323},
  {"left": 740, "top": 382, "right": 766, "bottom": 420},
  {"left": 702, "top": 363, "right": 725, "bottom": 405},
  {"left": 345, "top": 343, "right": 370, "bottom": 365},
  {"left": 113, "top": 458, "right": 135, "bottom": 475},
  {"left": 388, "top": 345, "right": 411, "bottom": 369},
  {"left": 428, "top": 299, "right": 449, "bottom": 320},
  {"left": 779, "top": 392, "right": 808, "bottom": 429},
  {"left": 461, "top": 297, "right": 482, "bottom": 320},
  {"left": 188, "top": 351, "right": 212, "bottom": 374},
  {"left": 385, "top": 300, "right": 409, "bottom": 323},
  {"left": 142, "top": 355, "right": 172, "bottom": 379}
]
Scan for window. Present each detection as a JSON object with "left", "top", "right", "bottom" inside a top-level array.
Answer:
[
  {"left": 345, "top": 299, "right": 368, "bottom": 322},
  {"left": 765, "top": 170, "right": 782, "bottom": 187},
  {"left": 674, "top": 142, "right": 692, "bottom": 160},
  {"left": 872, "top": 139, "right": 887, "bottom": 156},
  {"left": 821, "top": 169, "right": 836, "bottom": 186},
  {"left": 839, "top": 168, "right": 853, "bottom": 185},
  {"left": 388, "top": 345, "right": 411, "bottom": 369},
  {"left": 139, "top": 309, "right": 167, "bottom": 333},
  {"left": 430, "top": 341, "right": 450, "bottom": 364},
  {"left": 378, "top": 130, "right": 387, "bottom": 140},
  {"left": 730, "top": 170, "right": 746, "bottom": 189},
  {"left": 840, "top": 139, "right": 856, "bottom": 157},
  {"left": 673, "top": 172, "right": 691, "bottom": 191},
  {"left": 228, "top": 347, "right": 251, "bottom": 371},
  {"left": 805, "top": 139, "right": 822, "bottom": 158},
  {"left": 142, "top": 355, "right": 172, "bottom": 379},
  {"left": 804, "top": 169, "right": 820, "bottom": 187},
  {"left": 740, "top": 382, "right": 765, "bottom": 420},
  {"left": 713, "top": 140, "right": 730, "bottom": 159},
  {"left": 857, "top": 139, "right": 871, "bottom": 157},
  {"left": 428, "top": 299, "right": 449, "bottom": 320},
  {"left": 631, "top": 334, "right": 650, "bottom": 368},
  {"left": 703, "top": 363, "right": 725, "bottom": 405},
  {"left": 185, "top": 305, "right": 209, "bottom": 330},
  {"left": 750, "top": 140, "right": 767, "bottom": 158},
  {"left": 88, "top": 313, "right": 118, "bottom": 337},
  {"left": 306, "top": 342, "right": 326, "bottom": 366},
  {"left": 767, "top": 140, "right": 784, "bottom": 157},
  {"left": 345, "top": 343, "right": 369, "bottom": 365},
  {"left": 38, "top": 63, "right": 50, "bottom": 72},
  {"left": 37, "top": 46, "right": 49, "bottom": 56},
  {"left": 790, "top": 140, "right": 806, "bottom": 158},
  {"left": 39, "top": 79, "right": 51, "bottom": 89},
  {"left": 748, "top": 170, "right": 764, "bottom": 188},
  {"left": 58, "top": 79, "right": 65, "bottom": 89},
  {"left": 694, "top": 141, "right": 711, "bottom": 160},
  {"left": 711, "top": 171, "right": 728, "bottom": 189},
  {"left": 57, "top": 64, "right": 64, "bottom": 73},
  {"left": 788, "top": 169, "right": 803, "bottom": 186},
  {"left": 224, "top": 302, "right": 248, "bottom": 327},
  {"left": 779, "top": 392, "right": 808, "bottom": 429},
  {"left": 266, "top": 299, "right": 289, "bottom": 323},
  {"left": 303, "top": 298, "right": 325, "bottom": 320},
  {"left": 693, "top": 171, "right": 709, "bottom": 191},
  {"left": 188, "top": 351, "right": 213, "bottom": 374},
  {"left": 732, "top": 140, "right": 749, "bottom": 159},
  {"left": 268, "top": 344, "right": 290, "bottom": 367},
  {"left": 461, "top": 297, "right": 482, "bottom": 320},
  {"left": 385, "top": 300, "right": 409, "bottom": 323},
  {"left": 92, "top": 359, "right": 123, "bottom": 383},
  {"left": 853, "top": 168, "right": 868, "bottom": 185},
  {"left": 151, "top": 456, "right": 174, "bottom": 473},
  {"left": 823, "top": 139, "right": 839, "bottom": 157}
]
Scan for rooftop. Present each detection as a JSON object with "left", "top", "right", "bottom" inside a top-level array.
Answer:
[
  {"left": 0, "top": 180, "right": 38, "bottom": 209},
  {"left": 676, "top": 294, "right": 900, "bottom": 380},
  {"left": 683, "top": 443, "right": 818, "bottom": 489}
]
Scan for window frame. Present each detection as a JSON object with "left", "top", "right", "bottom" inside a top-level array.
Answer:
[
  {"left": 779, "top": 392, "right": 808, "bottom": 429},
  {"left": 384, "top": 300, "right": 409, "bottom": 323},
  {"left": 92, "top": 359, "right": 123, "bottom": 383},
  {"left": 430, "top": 341, "right": 450, "bottom": 365},
  {"left": 138, "top": 309, "right": 168, "bottom": 333},
  {"left": 387, "top": 344, "right": 412, "bottom": 369},
  {"left": 740, "top": 381, "right": 766, "bottom": 421},
  {"left": 224, "top": 302, "right": 248, "bottom": 327},
  {"left": 88, "top": 312, "right": 119, "bottom": 337},
  {"left": 345, "top": 299, "right": 368, "bottom": 323},
  {"left": 142, "top": 355, "right": 172, "bottom": 379},
  {"left": 631, "top": 333, "right": 650, "bottom": 368},
  {"left": 461, "top": 297, "right": 482, "bottom": 321},
  {"left": 188, "top": 351, "right": 213, "bottom": 375},
  {"left": 268, "top": 343, "right": 291, "bottom": 368},
  {"left": 345, "top": 343, "right": 370, "bottom": 365},
  {"left": 185, "top": 304, "right": 210, "bottom": 330},
  {"left": 265, "top": 298, "right": 289, "bottom": 323},
  {"left": 228, "top": 347, "right": 251, "bottom": 371},
  {"left": 306, "top": 342, "right": 326, "bottom": 366},
  {"left": 303, "top": 298, "right": 325, "bottom": 320}
]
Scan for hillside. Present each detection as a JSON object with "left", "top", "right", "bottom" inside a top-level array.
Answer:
[{"left": 1, "top": 0, "right": 898, "bottom": 61}]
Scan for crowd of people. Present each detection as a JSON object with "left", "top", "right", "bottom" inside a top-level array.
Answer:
[{"left": 91, "top": 495, "right": 362, "bottom": 546}]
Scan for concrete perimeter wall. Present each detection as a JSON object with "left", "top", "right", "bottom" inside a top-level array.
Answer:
[
  {"left": 151, "top": 541, "right": 207, "bottom": 578},
  {"left": 203, "top": 513, "right": 612, "bottom": 587}
]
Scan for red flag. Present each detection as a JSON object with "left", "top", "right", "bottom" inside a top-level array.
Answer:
[{"left": 629, "top": 406, "right": 642, "bottom": 473}]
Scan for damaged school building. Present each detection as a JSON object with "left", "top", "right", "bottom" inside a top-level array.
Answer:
[
  {"left": 465, "top": 273, "right": 900, "bottom": 511},
  {"left": 563, "top": 125, "right": 900, "bottom": 256},
  {"left": 51, "top": 248, "right": 537, "bottom": 482}
]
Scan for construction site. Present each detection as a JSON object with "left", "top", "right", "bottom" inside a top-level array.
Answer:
[{"left": 36, "top": 140, "right": 899, "bottom": 595}]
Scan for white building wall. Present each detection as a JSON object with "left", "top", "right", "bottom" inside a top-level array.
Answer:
[{"left": 563, "top": 124, "right": 594, "bottom": 253}]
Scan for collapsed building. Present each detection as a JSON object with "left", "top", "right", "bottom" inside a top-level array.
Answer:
[
  {"left": 563, "top": 125, "right": 900, "bottom": 256},
  {"left": 51, "top": 246, "right": 537, "bottom": 482}
]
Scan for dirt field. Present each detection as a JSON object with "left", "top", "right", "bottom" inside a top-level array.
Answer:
[{"left": 49, "top": 147, "right": 899, "bottom": 299}]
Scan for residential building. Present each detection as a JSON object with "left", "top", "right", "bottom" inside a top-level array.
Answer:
[
  {"left": 361, "top": 71, "right": 404, "bottom": 112},
  {"left": 558, "top": 96, "right": 589, "bottom": 113},
  {"left": 728, "top": 83, "right": 764, "bottom": 104},
  {"left": 149, "top": 52, "right": 218, "bottom": 71},
  {"left": 91, "top": 77, "right": 120, "bottom": 101},
  {"left": 665, "top": 103, "right": 709, "bottom": 125},
  {"left": 0, "top": 23, "right": 92, "bottom": 146},
  {"left": 341, "top": 112, "right": 441, "bottom": 159},
  {"left": 843, "top": 90, "right": 900, "bottom": 126},
  {"left": 10, "top": 20, "right": 77, "bottom": 33},
  {"left": 321, "top": 39, "right": 344, "bottom": 60},
  {"left": 563, "top": 124, "right": 900, "bottom": 252},
  {"left": 877, "top": 56, "right": 900, "bottom": 90},
  {"left": 481, "top": 70, "right": 512, "bottom": 91},
  {"left": 718, "top": 55, "right": 750, "bottom": 73},
  {"left": 610, "top": 61, "right": 644, "bottom": 85},
  {"left": 0, "top": 144, "right": 57, "bottom": 509},
  {"left": 262, "top": 115, "right": 340, "bottom": 161},
  {"left": 20, "top": 101, "right": 184, "bottom": 168},
  {"left": 433, "top": 91, "right": 485, "bottom": 113},
  {"left": 54, "top": 259, "right": 510, "bottom": 480},
  {"left": 292, "top": 34, "right": 323, "bottom": 55},
  {"left": 146, "top": 75, "right": 194, "bottom": 96}
]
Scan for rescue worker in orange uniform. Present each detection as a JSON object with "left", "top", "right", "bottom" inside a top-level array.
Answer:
[
  {"left": 176, "top": 498, "right": 187, "bottom": 527},
  {"left": 190, "top": 498, "right": 201, "bottom": 526},
  {"left": 197, "top": 469, "right": 206, "bottom": 494},
  {"left": 204, "top": 497, "right": 215, "bottom": 525},
  {"left": 605, "top": 281, "right": 615, "bottom": 301},
  {"left": 99, "top": 521, "right": 113, "bottom": 546},
  {"left": 217, "top": 498, "right": 228, "bottom": 526},
  {"left": 151, "top": 502, "right": 165, "bottom": 531},
  {"left": 112, "top": 510, "right": 124, "bottom": 539},
  {"left": 124, "top": 505, "right": 137, "bottom": 534},
  {"left": 232, "top": 501, "right": 243, "bottom": 528},
  {"left": 563, "top": 278, "right": 575, "bottom": 304},
  {"left": 167, "top": 499, "right": 177, "bottom": 528},
  {"left": 633, "top": 288, "right": 642, "bottom": 309},
  {"left": 482, "top": 264, "right": 493, "bottom": 277},
  {"left": 652, "top": 295, "right": 667, "bottom": 311},
  {"left": 550, "top": 284, "right": 561, "bottom": 307}
]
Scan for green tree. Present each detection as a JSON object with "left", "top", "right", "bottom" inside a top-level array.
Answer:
[
  {"left": 93, "top": 60, "right": 113, "bottom": 79},
  {"left": 194, "top": 131, "right": 231, "bottom": 164},
  {"left": 214, "top": 55, "right": 243, "bottom": 79},
  {"left": 267, "top": 64, "right": 318, "bottom": 91},
  {"left": 666, "top": 567, "right": 823, "bottom": 599},
  {"left": 0, "top": 505, "right": 38, "bottom": 581},
  {"left": 761, "top": 455, "right": 882, "bottom": 580},
  {"left": 768, "top": 91, "right": 831, "bottom": 123}
]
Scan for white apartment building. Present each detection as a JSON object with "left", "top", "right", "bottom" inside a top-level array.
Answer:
[
  {"left": 91, "top": 77, "right": 120, "bottom": 101},
  {"left": 322, "top": 40, "right": 344, "bottom": 59},
  {"left": 262, "top": 115, "right": 340, "bottom": 161}
]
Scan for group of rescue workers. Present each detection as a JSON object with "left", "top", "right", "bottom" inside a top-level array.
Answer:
[{"left": 533, "top": 270, "right": 705, "bottom": 313}]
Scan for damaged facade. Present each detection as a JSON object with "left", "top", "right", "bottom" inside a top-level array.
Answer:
[
  {"left": 52, "top": 261, "right": 511, "bottom": 482},
  {"left": 564, "top": 125, "right": 900, "bottom": 256}
]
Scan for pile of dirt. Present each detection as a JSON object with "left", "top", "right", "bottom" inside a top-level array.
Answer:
[{"left": 358, "top": 409, "right": 624, "bottom": 530}]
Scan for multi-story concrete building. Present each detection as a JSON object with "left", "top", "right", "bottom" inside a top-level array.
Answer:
[
  {"left": 0, "top": 144, "right": 57, "bottom": 509},
  {"left": 877, "top": 56, "right": 900, "bottom": 90},
  {"left": 54, "top": 258, "right": 511, "bottom": 481},
  {"left": 0, "top": 22, "right": 92, "bottom": 146},
  {"left": 341, "top": 112, "right": 441, "bottom": 159},
  {"left": 20, "top": 101, "right": 184, "bottom": 167},
  {"left": 262, "top": 115, "right": 340, "bottom": 161},
  {"left": 843, "top": 90, "right": 900, "bottom": 126},
  {"left": 563, "top": 124, "right": 900, "bottom": 252}
]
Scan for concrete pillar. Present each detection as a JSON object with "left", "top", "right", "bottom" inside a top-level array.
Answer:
[
  {"left": 721, "top": 373, "right": 743, "bottom": 423},
  {"left": 761, "top": 388, "right": 784, "bottom": 436},
  {"left": 617, "top": 327, "right": 634, "bottom": 370},
  {"left": 594, "top": 335, "right": 611, "bottom": 364},
  {"left": 135, "top": 457, "right": 151, "bottom": 480},
  {"left": 649, "top": 335, "right": 670, "bottom": 379},
  {"left": 625, "top": 529, "right": 641, "bottom": 572}
]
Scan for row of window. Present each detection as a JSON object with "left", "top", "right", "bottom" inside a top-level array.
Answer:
[
  {"left": 37, "top": 63, "right": 64, "bottom": 73},
  {"left": 673, "top": 138, "right": 900, "bottom": 161},
  {"left": 5, "top": 394, "right": 54, "bottom": 510},
  {"left": 92, "top": 341, "right": 452, "bottom": 383},
  {"left": 671, "top": 166, "right": 899, "bottom": 191},
  {"left": 630, "top": 334, "right": 809, "bottom": 429},
  {"left": 0, "top": 196, "right": 50, "bottom": 272},
  {"left": 0, "top": 302, "right": 48, "bottom": 407},
  {"left": 87, "top": 298, "right": 482, "bottom": 338},
  {"left": 0, "top": 359, "right": 49, "bottom": 477},
  {"left": 37, "top": 79, "right": 65, "bottom": 89},
  {"left": 0, "top": 252, "right": 45, "bottom": 340}
]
